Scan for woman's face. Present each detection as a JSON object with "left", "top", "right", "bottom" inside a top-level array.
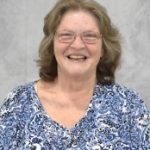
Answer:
[{"left": 54, "top": 10, "right": 103, "bottom": 79}]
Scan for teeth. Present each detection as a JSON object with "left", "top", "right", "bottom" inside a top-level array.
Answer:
[{"left": 68, "top": 55, "right": 86, "bottom": 59}]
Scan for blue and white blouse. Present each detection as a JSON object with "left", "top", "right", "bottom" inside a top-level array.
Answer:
[{"left": 0, "top": 81, "right": 150, "bottom": 150}]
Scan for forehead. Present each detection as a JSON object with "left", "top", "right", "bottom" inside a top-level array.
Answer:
[{"left": 57, "top": 10, "right": 100, "bottom": 32}]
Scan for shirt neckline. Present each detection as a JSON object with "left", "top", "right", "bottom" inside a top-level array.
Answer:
[{"left": 29, "top": 81, "right": 99, "bottom": 132}]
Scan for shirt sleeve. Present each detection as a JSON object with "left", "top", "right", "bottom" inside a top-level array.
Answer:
[
  {"left": 129, "top": 91, "right": 150, "bottom": 149},
  {"left": 0, "top": 88, "right": 25, "bottom": 149}
]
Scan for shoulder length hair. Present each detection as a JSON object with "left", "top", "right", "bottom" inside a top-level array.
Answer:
[{"left": 37, "top": 0, "right": 121, "bottom": 84}]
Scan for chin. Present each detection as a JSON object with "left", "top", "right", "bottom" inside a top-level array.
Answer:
[{"left": 67, "top": 69, "right": 92, "bottom": 79}]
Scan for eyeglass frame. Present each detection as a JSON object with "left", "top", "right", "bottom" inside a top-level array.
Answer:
[{"left": 54, "top": 31, "right": 102, "bottom": 44}]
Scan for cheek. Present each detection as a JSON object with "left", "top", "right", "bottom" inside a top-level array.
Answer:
[
  {"left": 53, "top": 42, "right": 62, "bottom": 58},
  {"left": 90, "top": 44, "right": 103, "bottom": 58},
  {"left": 54, "top": 41, "right": 68, "bottom": 56}
]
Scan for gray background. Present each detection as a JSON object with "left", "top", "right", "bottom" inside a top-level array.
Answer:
[{"left": 0, "top": 0, "right": 150, "bottom": 109}]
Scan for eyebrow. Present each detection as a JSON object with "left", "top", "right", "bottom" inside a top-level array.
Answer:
[
  {"left": 57, "top": 29, "right": 74, "bottom": 32},
  {"left": 57, "top": 29, "right": 100, "bottom": 33}
]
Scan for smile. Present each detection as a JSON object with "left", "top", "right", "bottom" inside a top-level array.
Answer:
[{"left": 67, "top": 55, "right": 87, "bottom": 61}]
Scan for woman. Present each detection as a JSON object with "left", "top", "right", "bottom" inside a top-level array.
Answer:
[{"left": 0, "top": 0, "right": 149, "bottom": 149}]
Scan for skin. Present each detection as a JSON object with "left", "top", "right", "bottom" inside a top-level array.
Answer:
[
  {"left": 36, "top": 10, "right": 103, "bottom": 129},
  {"left": 54, "top": 10, "right": 102, "bottom": 87}
]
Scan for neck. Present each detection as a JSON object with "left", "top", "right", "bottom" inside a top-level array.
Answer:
[
  {"left": 39, "top": 73, "right": 97, "bottom": 108},
  {"left": 56, "top": 73, "right": 97, "bottom": 94}
]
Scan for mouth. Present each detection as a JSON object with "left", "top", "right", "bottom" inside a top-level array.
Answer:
[{"left": 67, "top": 55, "right": 87, "bottom": 61}]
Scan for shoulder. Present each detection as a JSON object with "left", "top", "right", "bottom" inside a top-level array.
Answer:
[
  {"left": 94, "top": 83, "right": 149, "bottom": 114},
  {"left": 0, "top": 81, "right": 38, "bottom": 123},
  {"left": 0, "top": 81, "right": 36, "bottom": 128},
  {"left": 0, "top": 81, "right": 36, "bottom": 148},
  {"left": 95, "top": 83, "right": 143, "bottom": 102},
  {"left": 0, "top": 81, "right": 35, "bottom": 111}
]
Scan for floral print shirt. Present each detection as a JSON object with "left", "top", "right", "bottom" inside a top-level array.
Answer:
[{"left": 0, "top": 81, "right": 150, "bottom": 150}]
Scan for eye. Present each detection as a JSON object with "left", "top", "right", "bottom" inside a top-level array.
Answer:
[
  {"left": 82, "top": 32, "right": 100, "bottom": 44},
  {"left": 83, "top": 32, "right": 98, "bottom": 39},
  {"left": 58, "top": 32, "right": 74, "bottom": 39}
]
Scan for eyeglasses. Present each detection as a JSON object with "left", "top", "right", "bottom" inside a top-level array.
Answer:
[{"left": 55, "top": 31, "right": 102, "bottom": 44}]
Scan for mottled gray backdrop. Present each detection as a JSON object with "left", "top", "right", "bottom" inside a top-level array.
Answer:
[{"left": 0, "top": 0, "right": 150, "bottom": 108}]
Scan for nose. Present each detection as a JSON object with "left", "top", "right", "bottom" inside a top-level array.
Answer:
[{"left": 70, "top": 35, "right": 85, "bottom": 49}]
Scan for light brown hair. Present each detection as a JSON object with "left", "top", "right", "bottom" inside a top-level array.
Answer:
[{"left": 37, "top": 0, "right": 121, "bottom": 84}]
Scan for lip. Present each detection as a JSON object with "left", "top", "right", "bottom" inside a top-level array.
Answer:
[
  {"left": 66, "top": 52, "right": 89, "bottom": 57},
  {"left": 66, "top": 54, "right": 88, "bottom": 61},
  {"left": 68, "top": 55, "right": 87, "bottom": 59}
]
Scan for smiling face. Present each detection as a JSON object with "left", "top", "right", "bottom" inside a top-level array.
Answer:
[{"left": 54, "top": 10, "right": 103, "bottom": 80}]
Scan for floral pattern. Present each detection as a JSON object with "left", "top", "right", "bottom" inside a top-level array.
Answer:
[{"left": 0, "top": 81, "right": 150, "bottom": 150}]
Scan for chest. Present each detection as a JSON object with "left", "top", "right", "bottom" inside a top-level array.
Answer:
[
  {"left": 37, "top": 90, "right": 92, "bottom": 129},
  {"left": 21, "top": 110, "right": 131, "bottom": 150}
]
